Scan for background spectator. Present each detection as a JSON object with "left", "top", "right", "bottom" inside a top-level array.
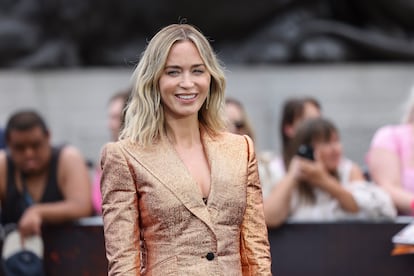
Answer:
[
  {"left": 260, "top": 96, "right": 322, "bottom": 198},
  {"left": 367, "top": 86, "right": 414, "bottom": 215},
  {"left": 224, "top": 97, "right": 276, "bottom": 197},
  {"left": 0, "top": 127, "right": 5, "bottom": 149},
  {"left": 92, "top": 89, "right": 130, "bottom": 215},
  {"left": 264, "top": 117, "right": 395, "bottom": 227},
  {"left": 107, "top": 90, "right": 131, "bottom": 142},
  {"left": 224, "top": 97, "right": 255, "bottom": 141},
  {"left": 0, "top": 110, "right": 92, "bottom": 237}
]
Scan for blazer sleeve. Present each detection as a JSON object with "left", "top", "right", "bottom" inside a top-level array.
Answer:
[
  {"left": 240, "top": 135, "right": 272, "bottom": 275},
  {"left": 100, "top": 142, "right": 141, "bottom": 275}
]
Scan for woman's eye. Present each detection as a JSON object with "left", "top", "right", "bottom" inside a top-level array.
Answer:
[
  {"left": 193, "top": 68, "right": 205, "bottom": 74},
  {"left": 167, "top": 70, "right": 179, "bottom": 76}
]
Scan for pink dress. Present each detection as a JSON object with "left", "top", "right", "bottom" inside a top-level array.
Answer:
[
  {"left": 92, "top": 168, "right": 103, "bottom": 215},
  {"left": 368, "top": 124, "right": 414, "bottom": 193}
]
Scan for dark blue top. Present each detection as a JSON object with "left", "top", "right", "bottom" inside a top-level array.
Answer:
[{"left": 0, "top": 128, "right": 5, "bottom": 149}]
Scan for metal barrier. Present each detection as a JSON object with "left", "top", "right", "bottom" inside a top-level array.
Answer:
[
  {"left": 1, "top": 216, "right": 413, "bottom": 275},
  {"left": 269, "top": 217, "right": 414, "bottom": 276}
]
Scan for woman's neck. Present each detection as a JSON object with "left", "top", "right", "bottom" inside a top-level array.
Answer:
[{"left": 165, "top": 118, "right": 201, "bottom": 148}]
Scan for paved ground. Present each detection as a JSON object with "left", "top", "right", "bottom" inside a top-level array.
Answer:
[{"left": 1, "top": 63, "right": 413, "bottom": 166}]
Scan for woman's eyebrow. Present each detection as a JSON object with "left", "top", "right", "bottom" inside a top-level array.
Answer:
[
  {"left": 165, "top": 63, "right": 205, "bottom": 69},
  {"left": 164, "top": 65, "right": 181, "bottom": 69}
]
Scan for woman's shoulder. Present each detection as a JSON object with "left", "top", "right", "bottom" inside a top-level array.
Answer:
[
  {"left": 373, "top": 123, "right": 411, "bottom": 138},
  {"left": 370, "top": 123, "right": 411, "bottom": 148},
  {"left": 391, "top": 123, "right": 412, "bottom": 135},
  {"left": 216, "top": 131, "right": 249, "bottom": 143},
  {"left": 101, "top": 139, "right": 141, "bottom": 156},
  {"left": 213, "top": 131, "right": 255, "bottom": 152},
  {"left": 201, "top": 132, "right": 253, "bottom": 167},
  {"left": 102, "top": 140, "right": 124, "bottom": 151}
]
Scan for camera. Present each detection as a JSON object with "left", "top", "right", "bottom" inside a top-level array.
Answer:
[{"left": 296, "top": 144, "right": 314, "bottom": 160}]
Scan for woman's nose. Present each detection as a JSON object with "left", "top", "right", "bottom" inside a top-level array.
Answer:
[{"left": 179, "top": 73, "right": 194, "bottom": 88}]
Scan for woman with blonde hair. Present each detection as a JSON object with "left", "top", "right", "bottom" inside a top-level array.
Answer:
[{"left": 100, "top": 23, "right": 271, "bottom": 275}]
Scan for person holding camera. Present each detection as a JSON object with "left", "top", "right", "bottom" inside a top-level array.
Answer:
[
  {"left": 259, "top": 96, "right": 322, "bottom": 198},
  {"left": 263, "top": 117, "right": 395, "bottom": 227}
]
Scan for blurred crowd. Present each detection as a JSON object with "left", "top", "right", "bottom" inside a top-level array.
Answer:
[
  {"left": 2, "top": 86, "right": 414, "bottom": 230},
  {"left": 224, "top": 89, "right": 414, "bottom": 227}
]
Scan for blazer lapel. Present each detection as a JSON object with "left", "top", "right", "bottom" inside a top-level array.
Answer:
[
  {"left": 121, "top": 136, "right": 216, "bottom": 233},
  {"left": 203, "top": 132, "right": 245, "bottom": 212}
]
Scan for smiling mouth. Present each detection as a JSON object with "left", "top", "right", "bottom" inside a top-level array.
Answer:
[{"left": 176, "top": 94, "right": 197, "bottom": 100}]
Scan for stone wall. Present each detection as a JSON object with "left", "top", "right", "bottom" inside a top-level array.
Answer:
[{"left": 2, "top": 0, "right": 414, "bottom": 68}]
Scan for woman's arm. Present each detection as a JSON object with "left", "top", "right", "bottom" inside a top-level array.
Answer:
[
  {"left": 101, "top": 143, "right": 141, "bottom": 275},
  {"left": 263, "top": 158, "right": 300, "bottom": 228},
  {"left": 301, "top": 160, "right": 359, "bottom": 213},
  {"left": 18, "top": 146, "right": 93, "bottom": 237},
  {"left": 349, "top": 162, "right": 366, "bottom": 182},
  {"left": 240, "top": 136, "right": 272, "bottom": 276},
  {"left": 320, "top": 174, "right": 359, "bottom": 213},
  {"left": 369, "top": 147, "right": 414, "bottom": 214}
]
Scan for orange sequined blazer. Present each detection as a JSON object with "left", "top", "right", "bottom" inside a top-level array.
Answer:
[{"left": 100, "top": 131, "right": 272, "bottom": 275}]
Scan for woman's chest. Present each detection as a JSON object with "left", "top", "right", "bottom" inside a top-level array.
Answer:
[{"left": 135, "top": 168, "right": 247, "bottom": 228}]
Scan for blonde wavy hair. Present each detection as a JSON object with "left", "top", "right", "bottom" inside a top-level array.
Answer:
[{"left": 120, "top": 24, "right": 226, "bottom": 146}]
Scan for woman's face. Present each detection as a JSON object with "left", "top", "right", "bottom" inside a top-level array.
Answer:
[
  {"left": 303, "top": 102, "right": 321, "bottom": 119},
  {"left": 293, "top": 102, "right": 321, "bottom": 129},
  {"left": 159, "top": 40, "right": 211, "bottom": 121},
  {"left": 313, "top": 132, "right": 342, "bottom": 172},
  {"left": 287, "top": 102, "right": 321, "bottom": 139},
  {"left": 107, "top": 97, "right": 124, "bottom": 141},
  {"left": 225, "top": 102, "right": 245, "bottom": 135}
]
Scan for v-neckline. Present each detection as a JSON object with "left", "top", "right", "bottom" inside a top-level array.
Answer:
[
  {"left": 16, "top": 170, "right": 48, "bottom": 204},
  {"left": 164, "top": 130, "right": 213, "bottom": 205}
]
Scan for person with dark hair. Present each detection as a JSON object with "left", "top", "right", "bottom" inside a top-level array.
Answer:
[
  {"left": 107, "top": 89, "right": 131, "bottom": 142},
  {"left": 92, "top": 89, "right": 131, "bottom": 215},
  {"left": 0, "top": 127, "right": 5, "bottom": 149},
  {"left": 279, "top": 96, "right": 321, "bottom": 165},
  {"left": 0, "top": 110, "right": 93, "bottom": 237},
  {"left": 100, "top": 23, "right": 271, "bottom": 275},
  {"left": 264, "top": 117, "right": 395, "bottom": 227},
  {"left": 224, "top": 97, "right": 256, "bottom": 141},
  {"left": 260, "top": 96, "right": 322, "bottom": 198}
]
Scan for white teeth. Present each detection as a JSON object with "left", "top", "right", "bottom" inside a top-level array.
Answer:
[{"left": 177, "top": 94, "right": 196, "bottom": 100}]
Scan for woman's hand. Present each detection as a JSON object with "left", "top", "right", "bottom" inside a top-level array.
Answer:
[
  {"left": 285, "top": 156, "right": 304, "bottom": 183},
  {"left": 18, "top": 205, "right": 42, "bottom": 237},
  {"left": 295, "top": 157, "right": 358, "bottom": 212},
  {"left": 295, "top": 157, "right": 330, "bottom": 188}
]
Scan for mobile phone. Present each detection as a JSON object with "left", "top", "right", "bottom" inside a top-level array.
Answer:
[{"left": 296, "top": 144, "right": 314, "bottom": 160}]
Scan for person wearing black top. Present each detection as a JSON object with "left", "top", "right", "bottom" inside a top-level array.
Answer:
[
  {"left": 0, "top": 110, "right": 92, "bottom": 237},
  {"left": 0, "top": 128, "right": 5, "bottom": 149}
]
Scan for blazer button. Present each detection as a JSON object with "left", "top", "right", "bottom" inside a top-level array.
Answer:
[{"left": 206, "top": 252, "right": 215, "bottom": 261}]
